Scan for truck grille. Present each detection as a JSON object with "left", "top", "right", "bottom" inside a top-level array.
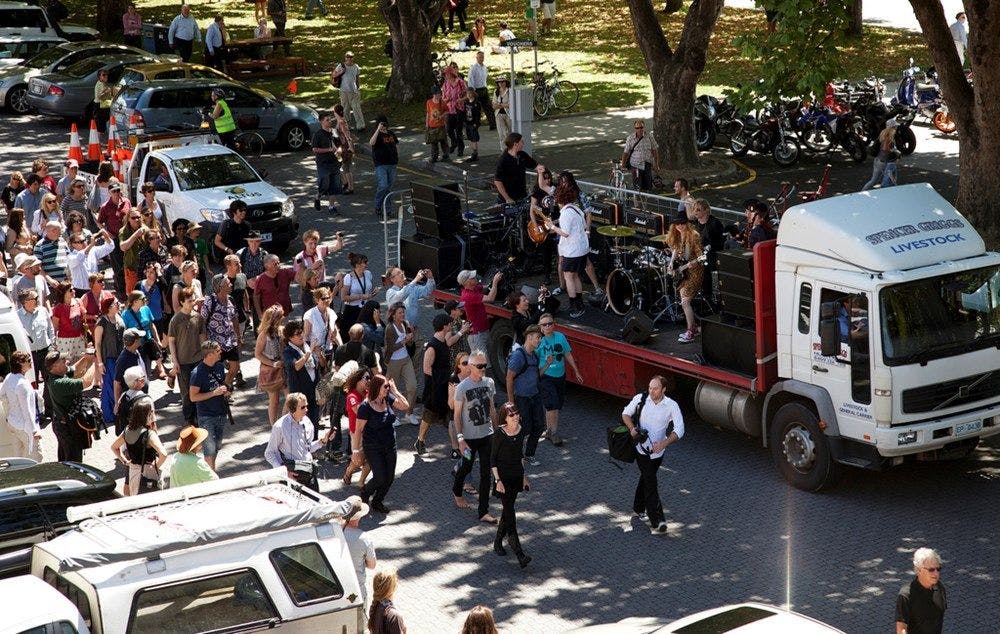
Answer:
[
  {"left": 901, "top": 371, "right": 1000, "bottom": 414},
  {"left": 247, "top": 202, "right": 282, "bottom": 222}
]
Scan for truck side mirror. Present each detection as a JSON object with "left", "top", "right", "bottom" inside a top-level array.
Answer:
[{"left": 819, "top": 301, "right": 840, "bottom": 357}]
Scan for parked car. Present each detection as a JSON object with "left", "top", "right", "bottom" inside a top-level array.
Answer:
[
  {"left": 114, "top": 61, "right": 233, "bottom": 96},
  {"left": 26, "top": 52, "right": 159, "bottom": 120},
  {"left": 565, "top": 603, "right": 845, "bottom": 633},
  {"left": 0, "top": 459, "right": 119, "bottom": 579},
  {"left": 0, "top": 33, "right": 66, "bottom": 67},
  {"left": 112, "top": 78, "right": 320, "bottom": 150},
  {"left": 0, "top": 1, "right": 99, "bottom": 41},
  {"left": 0, "top": 40, "right": 159, "bottom": 114}
]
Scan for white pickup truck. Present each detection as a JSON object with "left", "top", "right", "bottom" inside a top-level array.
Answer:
[
  {"left": 8, "top": 469, "right": 367, "bottom": 634},
  {"left": 82, "top": 132, "right": 298, "bottom": 253}
]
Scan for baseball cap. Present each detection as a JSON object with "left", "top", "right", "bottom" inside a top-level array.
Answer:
[
  {"left": 245, "top": 229, "right": 264, "bottom": 241},
  {"left": 123, "top": 328, "right": 146, "bottom": 344},
  {"left": 65, "top": 159, "right": 79, "bottom": 168}
]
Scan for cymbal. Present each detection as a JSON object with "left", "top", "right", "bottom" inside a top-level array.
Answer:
[
  {"left": 611, "top": 245, "right": 641, "bottom": 253},
  {"left": 649, "top": 234, "right": 670, "bottom": 244},
  {"left": 596, "top": 225, "right": 636, "bottom": 238}
]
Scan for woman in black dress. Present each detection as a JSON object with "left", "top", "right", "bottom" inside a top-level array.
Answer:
[
  {"left": 415, "top": 313, "right": 453, "bottom": 455},
  {"left": 350, "top": 373, "right": 409, "bottom": 514},
  {"left": 491, "top": 401, "right": 531, "bottom": 568}
]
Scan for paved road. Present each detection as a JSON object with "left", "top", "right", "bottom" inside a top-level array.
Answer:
[{"left": 2, "top": 111, "right": 995, "bottom": 633}]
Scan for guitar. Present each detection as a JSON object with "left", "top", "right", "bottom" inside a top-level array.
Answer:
[
  {"left": 527, "top": 210, "right": 552, "bottom": 244},
  {"left": 669, "top": 253, "right": 708, "bottom": 284}
]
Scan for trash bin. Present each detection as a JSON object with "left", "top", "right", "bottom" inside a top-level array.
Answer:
[{"left": 141, "top": 23, "right": 171, "bottom": 54}]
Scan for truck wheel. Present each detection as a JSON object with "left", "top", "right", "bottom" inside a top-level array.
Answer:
[
  {"left": 488, "top": 319, "right": 514, "bottom": 383},
  {"left": 280, "top": 122, "right": 309, "bottom": 151},
  {"left": 768, "top": 402, "right": 840, "bottom": 492}
]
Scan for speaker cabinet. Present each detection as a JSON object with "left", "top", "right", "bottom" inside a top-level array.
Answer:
[
  {"left": 701, "top": 313, "right": 756, "bottom": 375},
  {"left": 622, "top": 310, "right": 654, "bottom": 344},
  {"left": 411, "top": 181, "right": 464, "bottom": 240},
  {"left": 717, "top": 250, "right": 755, "bottom": 280},
  {"left": 399, "top": 234, "right": 487, "bottom": 289},
  {"left": 720, "top": 292, "right": 755, "bottom": 321}
]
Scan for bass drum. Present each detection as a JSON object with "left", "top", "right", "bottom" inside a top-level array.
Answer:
[{"left": 606, "top": 266, "right": 667, "bottom": 316}]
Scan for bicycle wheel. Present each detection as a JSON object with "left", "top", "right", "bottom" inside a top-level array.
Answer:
[
  {"left": 551, "top": 80, "right": 580, "bottom": 111},
  {"left": 235, "top": 131, "right": 265, "bottom": 160},
  {"left": 533, "top": 87, "right": 550, "bottom": 118}
]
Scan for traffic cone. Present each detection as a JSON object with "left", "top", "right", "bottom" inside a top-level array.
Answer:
[
  {"left": 67, "top": 122, "right": 84, "bottom": 163},
  {"left": 87, "top": 119, "right": 103, "bottom": 162},
  {"left": 287, "top": 78, "right": 298, "bottom": 95},
  {"left": 107, "top": 115, "right": 118, "bottom": 159}
]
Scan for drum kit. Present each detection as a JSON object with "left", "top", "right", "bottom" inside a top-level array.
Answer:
[{"left": 596, "top": 225, "right": 683, "bottom": 323}]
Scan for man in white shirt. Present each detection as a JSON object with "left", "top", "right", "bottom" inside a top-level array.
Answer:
[
  {"left": 339, "top": 495, "right": 376, "bottom": 606},
  {"left": 467, "top": 50, "right": 495, "bottom": 130},
  {"left": 621, "top": 375, "right": 684, "bottom": 534},
  {"left": 332, "top": 52, "right": 365, "bottom": 131},
  {"left": 204, "top": 15, "right": 226, "bottom": 71},
  {"left": 264, "top": 392, "right": 332, "bottom": 490},
  {"left": 949, "top": 12, "right": 968, "bottom": 66},
  {"left": 0, "top": 351, "right": 41, "bottom": 460},
  {"left": 67, "top": 228, "right": 115, "bottom": 294}
]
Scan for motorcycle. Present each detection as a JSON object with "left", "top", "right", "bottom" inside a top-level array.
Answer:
[
  {"left": 791, "top": 102, "right": 866, "bottom": 163},
  {"left": 853, "top": 95, "right": 917, "bottom": 156},
  {"left": 893, "top": 58, "right": 952, "bottom": 134},
  {"left": 730, "top": 103, "right": 801, "bottom": 167},
  {"left": 694, "top": 94, "right": 741, "bottom": 151}
]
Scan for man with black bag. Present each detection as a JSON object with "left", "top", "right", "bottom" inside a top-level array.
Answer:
[
  {"left": 620, "top": 375, "right": 684, "bottom": 534},
  {"left": 45, "top": 349, "right": 96, "bottom": 462},
  {"left": 264, "top": 392, "right": 334, "bottom": 491}
]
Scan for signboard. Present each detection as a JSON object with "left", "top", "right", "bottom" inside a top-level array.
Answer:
[{"left": 530, "top": 0, "right": 541, "bottom": 8}]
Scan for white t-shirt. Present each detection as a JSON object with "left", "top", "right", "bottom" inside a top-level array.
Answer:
[
  {"left": 556, "top": 203, "right": 589, "bottom": 258},
  {"left": 304, "top": 305, "right": 338, "bottom": 352},
  {"left": 343, "top": 526, "right": 375, "bottom": 601},
  {"left": 621, "top": 392, "right": 685, "bottom": 459},
  {"left": 338, "top": 63, "right": 361, "bottom": 92},
  {"left": 344, "top": 270, "right": 374, "bottom": 308}
]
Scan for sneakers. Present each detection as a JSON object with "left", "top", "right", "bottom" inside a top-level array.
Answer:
[
  {"left": 635, "top": 511, "right": 648, "bottom": 522},
  {"left": 678, "top": 329, "right": 697, "bottom": 343},
  {"left": 414, "top": 439, "right": 427, "bottom": 455},
  {"left": 550, "top": 287, "right": 563, "bottom": 296},
  {"left": 651, "top": 522, "right": 668, "bottom": 535},
  {"left": 465, "top": 154, "right": 478, "bottom": 163},
  {"left": 328, "top": 204, "right": 339, "bottom": 216},
  {"left": 569, "top": 302, "right": 585, "bottom": 319}
]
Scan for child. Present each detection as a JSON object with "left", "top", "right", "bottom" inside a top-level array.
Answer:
[
  {"left": 188, "top": 222, "right": 211, "bottom": 290},
  {"left": 425, "top": 87, "right": 449, "bottom": 163},
  {"left": 463, "top": 87, "right": 482, "bottom": 163}
]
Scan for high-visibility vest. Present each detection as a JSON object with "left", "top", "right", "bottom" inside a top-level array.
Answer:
[{"left": 215, "top": 99, "right": 236, "bottom": 134}]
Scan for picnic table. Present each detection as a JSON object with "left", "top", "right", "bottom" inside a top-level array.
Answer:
[
  {"left": 221, "top": 36, "right": 294, "bottom": 58},
  {"left": 221, "top": 37, "right": 303, "bottom": 78}
]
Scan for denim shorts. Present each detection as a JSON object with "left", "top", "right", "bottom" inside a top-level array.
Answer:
[{"left": 198, "top": 414, "right": 228, "bottom": 457}]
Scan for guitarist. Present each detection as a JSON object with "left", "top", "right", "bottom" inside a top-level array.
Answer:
[
  {"left": 665, "top": 217, "right": 704, "bottom": 344},
  {"left": 691, "top": 199, "right": 725, "bottom": 311},
  {"left": 529, "top": 166, "right": 559, "bottom": 287}
]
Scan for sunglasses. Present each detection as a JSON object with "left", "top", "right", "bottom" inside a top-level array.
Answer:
[
  {"left": 297, "top": 405, "right": 308, "bottom": 411},
  {"left": 923, "top": 567, "right": 942, "bottom": 572},
  {"left": 635, "top": 125, "right": 644, "bottom": 129},
  {"left": 130, "top": 215, "right": 141, "bottom": 220},
  {"left": 472, "top": 363, "right": 487, "bottom": 369},
  {"left": 460, "top": 360, "right": 469, "bottom": 366},
  {"left": 539, "top": 322, "right": 554, "bottom": 327}
]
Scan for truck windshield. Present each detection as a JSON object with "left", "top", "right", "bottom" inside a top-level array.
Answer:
[
  {"left": 880, "top": 264, "right": 1000, "bottom": 365},
  {"left": 172, "top": 153, "right": 259, "bottom": 191}
]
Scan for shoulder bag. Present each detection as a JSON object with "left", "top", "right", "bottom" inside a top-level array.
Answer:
[
  {"left": 137, "top": 429, "right": 162, "bottom": 493},
  {"left": 606, "top": 392, "right": 648, "bottom": 465}
]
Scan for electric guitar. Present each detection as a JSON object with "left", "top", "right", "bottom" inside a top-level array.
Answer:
[
  {"left": 527, "top": 210, "right": 552, "bottom": 244},
  {"left": 669, "top": 253, "right": 708, "bottom": 284}
]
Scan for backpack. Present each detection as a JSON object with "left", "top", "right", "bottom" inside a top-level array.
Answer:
[
  {"left": 68, "top": 396, "right": 106, "bottom": 449},
  {"left": 506, "top": 346, "right": 535, "bottom": 382},
  {"left": 332, "top": 64, "right": 344, "bottom": 88},
  {"left": 115, "top": 391, "right": 145, "bottom": 436}
]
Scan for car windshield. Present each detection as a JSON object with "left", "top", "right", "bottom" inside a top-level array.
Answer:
[
  {"left": 172, "top": 153, "right": 259, "bottom": 190},
  {"left": 880, "top": 264, "right": 1000, "bottom": 365},
  {"left": 64, "top": 57, "right": 108, "bottom": 78},
  {"left": 21, "top": 44, "right": 66, "bottom": 69}
]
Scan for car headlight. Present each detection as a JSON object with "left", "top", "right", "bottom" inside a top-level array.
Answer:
[
  {"left": 281, "top": 199, "right": 294, "bottom": 216},
  {"left": 200, "top": 208, "right": 225, "bottom": 223}
]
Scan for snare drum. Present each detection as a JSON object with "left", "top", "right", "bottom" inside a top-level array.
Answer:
[
  {"left": 636, "top": 246, "right": 668, "bottom": 268},
  {"left": 605, "top": 265, "right": 668, "bottom": 315}
]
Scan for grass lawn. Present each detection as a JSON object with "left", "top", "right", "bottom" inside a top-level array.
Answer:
[{"left": 63, "top": 1, "right": 928, "bottom": 129}]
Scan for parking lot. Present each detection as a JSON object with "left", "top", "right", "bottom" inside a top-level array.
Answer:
[{"left": 2, "top": 107, "right": 997, "bottom": 633}]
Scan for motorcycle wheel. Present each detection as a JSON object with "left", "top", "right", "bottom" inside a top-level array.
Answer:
[
  {"left": 695, "top": 118, "right": 717, "bottom": 151},
  {"left": 803, "top": 123, "right": 834, "bottom": 153},
  {"left": 773, "top": 135, "right": 800, "bottom": 167},
  {"left": 933, "top": 111, "right": 957, "bottom": 134},
  {"left": 896, "top": 126, "right": 916, "bottom": 156},
  {"left": 845, "top": 136, "right": 867, "bottom": 164},
  {"left": 730, "top": 128, "right": 750, "bottom": 157}
]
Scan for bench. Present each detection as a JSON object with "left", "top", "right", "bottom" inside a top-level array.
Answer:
[{"left": 225, "top": 56, "right": 305, "bottom": 78}]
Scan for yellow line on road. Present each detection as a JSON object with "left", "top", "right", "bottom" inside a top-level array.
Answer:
[{"left": 697, "top": 158, "right": 757, "bottom": 191}]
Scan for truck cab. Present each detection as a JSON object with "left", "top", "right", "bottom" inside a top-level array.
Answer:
[
  {"left": 769, "top": 183, "right": 1000, "bottom": 489},
  {"left": 26, "top": 469, "right": 365, "bottom": 634}
]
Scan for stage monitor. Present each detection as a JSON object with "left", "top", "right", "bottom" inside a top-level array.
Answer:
[{"left": 411, "top": 181, "right": 464, "bottom": 239}]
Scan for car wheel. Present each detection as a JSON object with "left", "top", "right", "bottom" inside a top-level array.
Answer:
[
  {"left": 6, "top": 84, "right": 30, "bottom": 114},
  {"left": 281, "top": 122, "right": 309, "bottom": 151}
]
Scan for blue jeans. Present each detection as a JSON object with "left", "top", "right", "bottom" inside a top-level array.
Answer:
[
  {"left": 881, "top": 161, "right": 897, "bottom": 187},
  {"left": 304, "top": 0, "right": 327, "bottom": 16},
  {"left": 198, "top": 414, "right": 228, "bottom": 458},
  {"left": 374, "top": 164, "right": 397, "bottom": 214}
]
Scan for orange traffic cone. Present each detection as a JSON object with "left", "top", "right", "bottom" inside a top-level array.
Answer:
[
  {"left": 67, "top": 122, "right": 84, "bottom": 163},
  {"left": 87, "top": 119, "right": 103, "bottom": 162},
  {"left": 107, "top": 115, "right": 117, "bottom": 158},
  {"left": 287, "top": 78, "right": 298, "bottom": 95}
]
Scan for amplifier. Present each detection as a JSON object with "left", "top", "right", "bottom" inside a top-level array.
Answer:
[
  {"left": 587, "top": 198, "right": 622, "bottom": 226},
  {"left": 720, "top": 291, "right": 755, "bottom": 321},
  {"left": 701, "top": 313, "right": 757, "bottom": 376},
  {"left": 465, "top": 211, "right": 505, "bottom": 235},
  {"left": 400, "top": 234, "right": 488, "bottom": 289},
  {"left": 717, "top": 250, "right": 754, "bottom": 280},
  {"left": 718, "top": 271, "right": 754, "bottom": 298},
  {"left": 624, "top": 207, "right": 666, "bottom": 237}
]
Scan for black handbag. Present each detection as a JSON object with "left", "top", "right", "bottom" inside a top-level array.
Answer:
[
  {"left": 606, "top": 392, "right": 648, "bottom": 464},
  {"left": 137, "top": 429, "right": 161, "bottom": 493}
]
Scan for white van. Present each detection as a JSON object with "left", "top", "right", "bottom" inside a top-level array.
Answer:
[
  {"left": 0, "top": 574, "right": 91, "bottom": 634},
  {"left": 27, "top": 469, "right": 366, "bottom": 634},
  {"left": 0, "top": 290, "right": 38, "bottom": 459}
]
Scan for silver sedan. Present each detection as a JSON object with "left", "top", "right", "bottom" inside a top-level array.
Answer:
[{"left": 25, "top": 53, "right": 157, "bottom": 120}]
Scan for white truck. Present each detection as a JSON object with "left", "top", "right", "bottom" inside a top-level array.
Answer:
[
  {"left": 0, "top": 1, "right": 99, "bottom": 42},
  {"left": 14, "top": 469, "right": 366, "bottom": 634},
  {"left": 82, "top": 132, "right": 299, "bottom": 253}
]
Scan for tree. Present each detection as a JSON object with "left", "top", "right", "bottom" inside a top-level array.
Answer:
[
  {"left": 380, "top": 0, "right": 447, "bottom": 104},
  {"left": 909, "top": 1, "right": 999, "bottom": 247},
  {"left": 95, "top": 0, "right": 128, "bottom": 38},
  {"left": 625, "top": 0, "right": 725, "bottom": 169},
  {"left": 847, "top": 0, "right": 863, "bottom": 38}
]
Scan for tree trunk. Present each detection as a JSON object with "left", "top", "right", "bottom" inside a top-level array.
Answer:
[
  {"left": 909, "top": 0, "right": 999, "bottom": 247},
  {"left": 381, "top": 0, "right": 444, "bottom": 104},
  {"left": 847, "top": 0, "right": 863, "bottom": 38},
  {"left": 625, "top": 0, "right": 725, "bottom": 170},
  {"left": 96, "top": 0, "right": 128, "bottom": 37}
]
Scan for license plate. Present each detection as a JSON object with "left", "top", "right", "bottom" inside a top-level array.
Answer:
[
  {"left": 955, "top": 420, "right": 982, "bottom": 436},
  {"left": 259, "top": 232, "right": 272, "bottom": 242}
]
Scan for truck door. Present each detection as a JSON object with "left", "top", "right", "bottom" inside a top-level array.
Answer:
[
  {"left": 144, "top": 155, "right": 176, "bottom": 227},
  {"left": 815, "top": 286, "right": 873, "bottom": 427},
  {"left": 789, "top": 281, "right": 815, "bottom": 383}
]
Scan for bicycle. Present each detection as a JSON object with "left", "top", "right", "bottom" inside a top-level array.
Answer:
[
  {"left": 233, "top": 129, "right": 265, "bottom": 160},
  {"left": 530, "top": 61, "right": 580, "bottom": 118}
]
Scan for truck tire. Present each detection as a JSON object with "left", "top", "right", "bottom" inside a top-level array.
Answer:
[
  {"left": 488, "top": 319, "right": 514, "bottom": 384},
  {"left": 280, "top": 122, "right": 309, "bottom": 151},
  {"left": 768, "top": 402, "right": 840, "bottom": 492}
]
